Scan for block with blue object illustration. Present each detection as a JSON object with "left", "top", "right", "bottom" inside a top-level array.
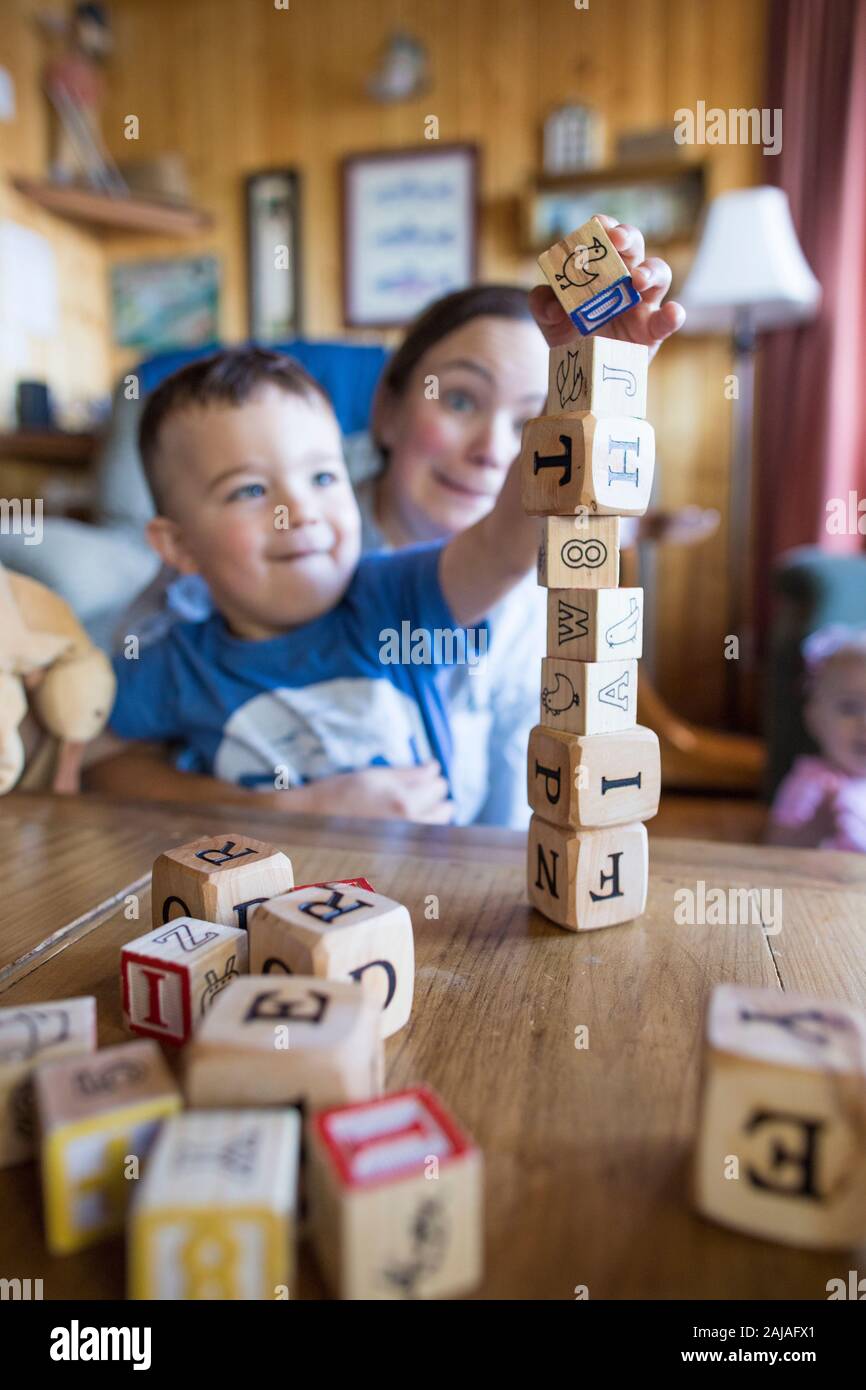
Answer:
[{"left": 538, "top": 216, "right": 639, "bottom": 335}]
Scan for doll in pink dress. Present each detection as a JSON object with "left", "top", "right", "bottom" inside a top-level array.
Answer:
[{"left": 768, "top": 626, "right": 866, "bottom": 852}]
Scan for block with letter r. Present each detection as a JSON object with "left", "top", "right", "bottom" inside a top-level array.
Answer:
[{"left": 151, "top": 833, "right": 294, "bottom": 931}]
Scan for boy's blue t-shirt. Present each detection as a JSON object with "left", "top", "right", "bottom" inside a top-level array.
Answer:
[{"left": 110, "top": 543, "right": 473, "bottom": 793}]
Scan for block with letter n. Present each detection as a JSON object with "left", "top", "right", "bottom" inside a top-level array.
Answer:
[
  {"left": 151, "top": 833, "right": 294, "bottom": 931},
  {"left": 527, "top": 815, "right": 648, "bottom": 931}
]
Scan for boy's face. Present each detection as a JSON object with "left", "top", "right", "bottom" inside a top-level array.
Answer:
[
  {"left": 805, "top": 655, "right": 866, "bottom": 778},
  {"left": 147, "top": 386, "right": 361, "bottom": 639}
]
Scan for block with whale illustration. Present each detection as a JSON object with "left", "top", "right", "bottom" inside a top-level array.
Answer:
[
  {"left": 548, "top": 337, "right": 648, "bottom": 420},
  {"left": 527, "top": 725, "right": 660, "bottom": 829},
  {"left": 527, "top": 815, "right": 648, "bottom": 931},
  {"left": 538, "top": 216, "right": 640, "bottom": 335},
  {"left": 546, "top": 587, "right": 643, "bottom": 662},
  {"left": 520, "top": 413, "right": 655, "bottom": 518},
  {"left": 540, "top": 655, "right": 637, "bottom": 735}
]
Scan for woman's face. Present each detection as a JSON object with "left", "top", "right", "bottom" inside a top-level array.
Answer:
[{"left": 376, "top": 315, "right": 549, "bottom": 541}]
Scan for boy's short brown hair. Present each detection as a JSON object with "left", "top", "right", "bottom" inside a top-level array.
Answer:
[{"left": 138, "top": 346, "right": 333, "bottom": 514}]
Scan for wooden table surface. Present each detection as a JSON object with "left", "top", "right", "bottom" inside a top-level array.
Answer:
[{"left": 1, "top": 792, "right": 865, "bottom": 1300}]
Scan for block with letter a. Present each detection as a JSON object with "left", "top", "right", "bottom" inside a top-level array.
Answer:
[
  {"left": 537, "top": 516, "right": 620, "bottom": 590},
  {"left": 121, "top": 918, "right": 248, "bottom": 1046},
  {"left": 546, "top": 586, "right": 643, "bottom": 662},
  {"left": 151, "top": 833, "right": 294, "bottom": 931},
  {"left": 527, "top": 815, "right": 648, "bottom": 931},
  {"left": 520, "top": 413, "right": 654, "bottom": 517},
  {"left": 548, "top": 337, "right": 648, "bottom": 420},
  {"left": 537, "top": 216, "right": 639, "bottom": 335},
  {"left": 249, "top": 884, "right": 414, "bottom": 1039},
  {"left": 527, "top": 724, "right": 660, "bottom": 829},
  {"left": 694, "top": 984, "right": 866, "bottom": 1249},
  {"left": 540, "top": 655, "right": 637, "bottom": 735},
  {"left": 129, "top": 1109, "right": 300, "bottom": 1300},
  {"left": 308, "top": 1087, "right": 483, "bottom": 1300}
]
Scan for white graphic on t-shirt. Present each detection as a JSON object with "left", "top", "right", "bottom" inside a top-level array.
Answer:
[{"left": 213, "top": 677, "right": 434, "bottom": 788}]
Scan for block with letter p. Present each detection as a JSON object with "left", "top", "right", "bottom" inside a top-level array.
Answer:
[
  {"left": 548, "top": 337, "right": 648, "bottom": 419},
  {"left": 151, "top": 833, "right": 294, "bottom": 931},
  {"left": 528, "top": 725, "right": 660, "bottom": 829},
  {"left": 121, "top": 918, "right": 248, "bottom": 1046},
  {"left": 541, "top": 655, "right": 637, "bottom": 735},
  {"left": 538, "top": 217, "right": 640, "bottom": 335},
  {"left": 249, "top": 884, "right": 413, "bottom": 1039},
  {"left": 547, "top": 587, "right": 643, "bottom": 661},
  {"left": 694, "top": 984, "right": 866, "bottom": 1249},
  {"left": 520, "top": 413, "right": 654, "bottom": 517},
  {"left": 527, "top": 815, "right": 648, "bottom": 931}
]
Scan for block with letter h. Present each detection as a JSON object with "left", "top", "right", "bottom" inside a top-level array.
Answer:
[
  {"left": 249, "top": 882, "right": 414, "bottom": 1039},
  {"left": 121, "top": 918, "right": 248, "bottom": 1046},
  {"left": 694, "top": 984, "right": 866, "bottom": 1249},
  {"left": 521, "top": 413, "right": 655, "bottom": 518},
  {"left": 528, "top": 725, "right": 660, "bottom": 829},
  {"left": 129, "top": 1109, "right": 300, "bottom": 1300},
  {"left": 528, "top": 814, "right": 648, "bottom": 931},
  {"left": 308, "top": 1087, "right": 483, "bottom": 1300},
  {"left": 151, "top": 833, "right": 294, "bottom": 931},
  {"left": 538, "top": 216, "right": 640, "bottom": 335}
]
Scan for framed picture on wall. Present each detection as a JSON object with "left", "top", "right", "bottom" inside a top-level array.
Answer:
[
  {"left": 342, "top": 144, "right": 478, "bottom": 329},
  {"left": 111, "top": 255, "right": 220, "bottom": 352},
  {"left": 246, "top": 169, "right": 303, "bottom": 341}
]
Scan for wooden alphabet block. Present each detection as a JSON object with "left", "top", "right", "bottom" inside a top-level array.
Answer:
[
  {"left": 527, "top": 725, "right": 660, "bottom": 829},
  {"left": 185, "top": 976, "right": 383, "bottom": 1114},
  {"left": 121, "top": 918, "right": 248, "bottom": 1046},
  {"left": 151, "top": 833, "right": 294, "bottom": 931},
  {"left": 249, "top": 884, "right": 413, "bottom": 1039},
  {"left": 35, "top": 1039, "right": 181, "bottom": 1254},
  {"left": 129, "top": 1109, "right": 300, "bottom": 1299},
  {"left": 295, "top": 877, "right": 375, "bottom": 893},
  {"left": 540, "top": 655, "right": 637, "bottom": 735},
  {"left": 537, "top": 516, "right": 620, "bottom": 590},
  {"left": 308, "top": 1088, "right": 483, "bottom": 1300},
  {"left": 527, "top": 815, "right": 648, "bottom": 931},
  {"left": 548, "top": 337, "right": 648, "bottom": 419},
  {"left": 694, "top": 984, "right": 866, "bottom": 1249},
  {"left": 538, "top": 217, "right": 640, "bottom": 335},
  {"left": 547, "top": 586, "right": 643, "bottom": 662},
  {"left": 0, "top": 996, "right": 96, "bottom": 1169},
  {"left": 521, "top": 413, "right": 655, "bottom": 518}
]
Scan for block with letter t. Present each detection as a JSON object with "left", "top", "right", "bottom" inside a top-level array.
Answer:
[
  {"left": 308, "top": 1088, "right": 483, "bottom": 1300},
  {"left": 527, "top": 815, "right": 648, "bottom": 931},
  {"left": 538, "top": 216, "right": 640, "bottom": 335},
  {"left": 151, "top": 833, "right": 294, "bottom": 931},
  {"left": 249, "top": 883, "right": 414, "bottom": 1039},
  {"left": 694, "top": 983, "right": 866, "bottom": 1248},
  {"left": 520, "top": 413, "right": 655, "bottom": 517},
  {"left": 121, "top": 918, "right": 248, "bottom": 1046},
  {"left": 527, "top": 725, "right": 660, "bottom": 829}
]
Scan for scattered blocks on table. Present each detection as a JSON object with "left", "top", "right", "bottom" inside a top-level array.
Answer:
[
  {"left": 308, "top": 1088, "right": 483, "bottom": 1300},
  {"left": 185, "top": 975, "right": 383, "bottom": 1113},
  {"left": 527, "top": 815, "right": 648, "bottom": 931},
  {"left": 538, "top": 216, "right": 639, "bottom": 335},
  {"left": 0, "top": 996, "right": 96, "bottom": 1169},
  {"left": 151, "top": 833, "right": 294, "bottom": 930},
  {"left": 546, "top": 586, "right": 643, "bottom": 662},
  {"left": 548, "top": 337, "right": 649, "bottom": 419},
  {"left": 537, "top": 516, "right": 621, "bottom": 590},
  {"left": 694, "top": 984, "right": 866, "bottom": 1249},
  {"left": 295, "top": 877, "right": 376, "bottom": 893},
  {"left": 527, "top": 725, "right": 660, "bottom": 829},
  {"left": 121, "top": 918, "right": 248, "bottom": 1046},
  {"left": 35, "top": 1038, "right": 181, "bottom": 1254},
  {"left": 540, "top": 655, "right": 637, "bottom": 735},
  {"left": 129, "top": 1108, "right": 300, "bottom": 1299},
  {"left": 249, "top": 884, "right": 414, "bottom": 1039},
  {"left": 520, "top": 413, "right": 655, "bottom": 517}
]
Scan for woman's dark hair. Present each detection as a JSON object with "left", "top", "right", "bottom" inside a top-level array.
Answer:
[{"left": 381, "top": 284, "right": 534, "bottom": 398}]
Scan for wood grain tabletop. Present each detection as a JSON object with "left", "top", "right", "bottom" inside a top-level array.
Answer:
[{"left": 1, "top": 792, "right": 865, "bottom": 1300}]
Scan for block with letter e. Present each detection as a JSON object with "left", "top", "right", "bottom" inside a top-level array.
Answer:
[
  {"left": 540, "top": 655, "right": 637, "bottom": 735},
  {"left": 538, "top": 516, "right": 620, "bottom": 590},
  {"left": 129, "top": 1109, "right": 300, "bottom": 1300},
  {"left": 121, "top": 918, "right": 248, "bottom": 1046},
  {"left": 308, "top": 1087, "right": 483, "bottom": 1300},
  {"left": 527, "top": 725, "right": 660, "bottom": 829},
  {"left": 548, "top": 337, "right": 648, "bottom": 419},
  {"left": 151, "top": 833, "right": 294, "bottom": 931},
  {"left": 35, "top": 1039, "right": 181, "bottom": 1254},
  {"left": 527, "top": 815, "right": 648, "bottom": 931},
  {"left": 249, "top": 884, "right": 413, "bottom": 1039},
  {"left": 520, "top": 413, "right": 654, "bottom": 517},
  {"left": 538, "top": 216, "right": 640, "bottom": 335},
  {"left": 0, "top": 996, "right": 96, "bottom": 1169},
  {"left": 547, "top": 587, "right": 643, "bottom": 662},
  {"left": 694, "top": 984, "right": 866, "bottom": 1249}
]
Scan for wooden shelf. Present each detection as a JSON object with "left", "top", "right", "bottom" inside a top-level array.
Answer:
[
  {"left": 0, "top": 430, "right": 97, "bottom": 465},
  {"left": 12, "top": 178, "right": 213, "bottom": 237}
]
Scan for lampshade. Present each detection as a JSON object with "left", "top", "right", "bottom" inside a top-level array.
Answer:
[{"left": 678, "top": 186, "right": 821, "bottom": 333}]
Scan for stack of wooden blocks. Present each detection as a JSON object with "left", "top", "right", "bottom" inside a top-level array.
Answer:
[{"left": 522, "top": 216, "right": 661, "bottom": 931}]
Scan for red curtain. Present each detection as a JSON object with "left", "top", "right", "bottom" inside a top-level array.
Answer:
[{"left": 755, "top": 0, "right": 866, "bottom": 634}]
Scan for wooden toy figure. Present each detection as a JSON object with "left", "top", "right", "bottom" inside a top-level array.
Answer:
[
  {"left": 36, "top": 3, "right": 122, "bottom": 191},
  {"left": 0, "top": 562, "right": 115, "bottom": 795}
]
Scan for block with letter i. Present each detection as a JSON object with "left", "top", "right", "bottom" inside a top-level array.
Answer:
[
  {"left": 0, "top": 996, "right": 96, "bottom": 1169},
  {"left": 151, "top": 832, "right": 294, "bottom": 931},
  {"left": 35, "top": 1039, "right": 181, "bottom": 1254},
  {"left": 121, "top": 918, "right": 248, "bottom": 1046},
  {"left": 528, "top": 815, "right": 648, "bottom": 931},
  {"left": 694, "top": 984, "right": 866, "bottom": 1249},
  {"left": 129, "top": 1109, "right": 300, "bottom": 1299},
  {"left": 538, "top": 216, "right": 639, "bottom": 335},
  {"left": 528, "top": 725, "right": 660, "bottom": 829},
  {"left": 308, "top": 1088, "right": 483, "bottom": 1300}
]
